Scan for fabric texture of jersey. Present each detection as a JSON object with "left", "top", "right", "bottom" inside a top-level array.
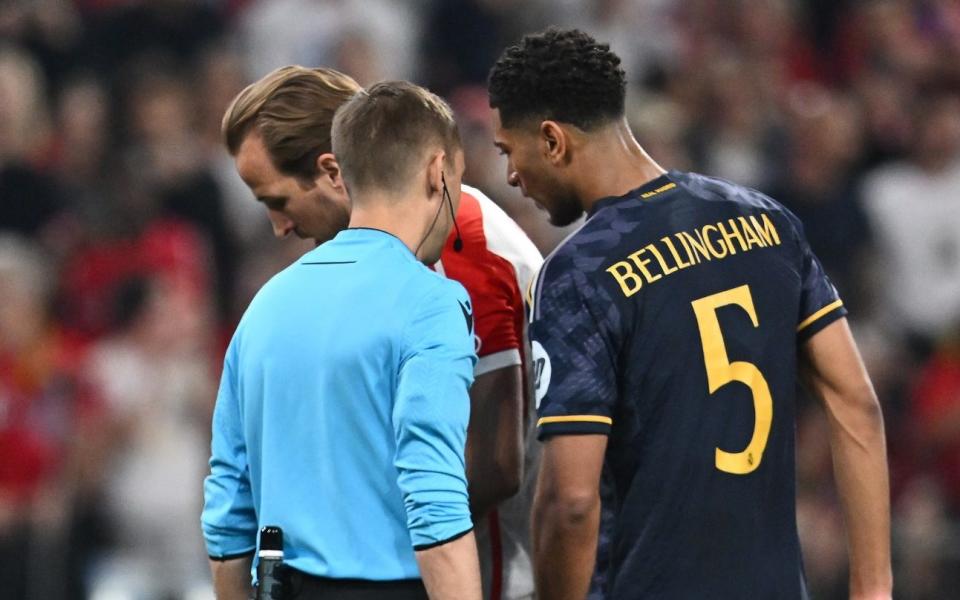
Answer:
[
  {"left": 529, "top": 170, "right": 844, "bottom": 599},
  {"left": 202, "top": 228, "right": 477, "bottom": 581},
  {"left": 435, "top": 185, "right": 543, "bottom": 599}
]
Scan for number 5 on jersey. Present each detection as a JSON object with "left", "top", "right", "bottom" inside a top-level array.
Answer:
[{"left": 691, "top": 285, "right": 773, "bottom": 475}]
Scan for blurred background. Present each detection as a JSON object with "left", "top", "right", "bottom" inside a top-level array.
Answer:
[{"left": 1, "top": 0, "right": 959, "bottom": 598}]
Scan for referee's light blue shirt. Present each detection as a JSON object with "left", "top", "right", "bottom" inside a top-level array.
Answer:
[{"left": 202, "top": 228, "right": 477, "bottom": 580}]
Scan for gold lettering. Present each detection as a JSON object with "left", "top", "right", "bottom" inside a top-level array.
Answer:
[
  {"left": 607, "top": 213, "right": 783, "bottom": 294},
  {"left": 738, "top": 216, "right": 766, "bottom": 249},
  {"left": 627, "top": 248, "right": 662, "bottom": 284},
  {"left": 718, "top": 219, "right": 748, "bottom": 254},
  {"left": 606, "top": 261, "right": 643, "bottom": 297},
  {"left": 702, "top": 225, "right": 729, "bottom": 258},
  {"left": 646, "top": 243, "right": 678, "bottom": 275},
  {"left": 681, "top": 230, "right": 711, "bottom": 263},
  {"left": 661, "top": 236, "right": 692, "bottom": 269},
  {"left": 675, "top": 232, "right": 699, "bottom": 264},
  {"left": 750, "top": 213, "right": 781, "bottom": 246}
]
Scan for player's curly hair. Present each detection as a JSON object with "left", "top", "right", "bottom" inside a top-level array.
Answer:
[{"left": 488, "top": 28, "right": 626, "bottom": 130}]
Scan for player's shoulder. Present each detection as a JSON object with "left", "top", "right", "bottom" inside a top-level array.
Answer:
[
  {"left": 527, "top": 219, "right": 601, "bottom": 320},
  {"left": 410, "top": 259, "right": 471, "bottom": 307},
  {"left": 457, "top": 185, "right": 543, "bottom": 268},
  {"left": 444, "top": 185, "right": 543, "bottom": 297},
  {"left": 671, "top": 170, "right": 787, "bottom": 213},
  {"left": 670, "top": 170, "right": 806, "bottom": 242},
  {"left": 538, "top": 193, "right": 627, "bottom": 289}
]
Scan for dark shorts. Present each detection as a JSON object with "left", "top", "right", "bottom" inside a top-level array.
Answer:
[{"left": 276, "top": 567, "right": 428, "bottom": 600}]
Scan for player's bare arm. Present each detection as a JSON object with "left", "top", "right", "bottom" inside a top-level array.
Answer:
[
  {"left": 532, "top": 434, "right": 607, "bottom": 600},
  {"left": 415, "top": 531, "right": 483, "bottom": 600},
  {"left": 801, "top": 318, "right": 893, "bottom": 600},
  {"left": 209, "top": 555, "right": 253, "bottom": 600},
  {"left": 466, "top": 364, "right": 524, "bottom": 518}
]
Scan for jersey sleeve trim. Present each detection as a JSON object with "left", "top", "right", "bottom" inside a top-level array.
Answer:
[
  {"left": 537, "top": 417, "right": 612, "bottom": 439},
  {"left": 537, "top": 415, "right": 613, "bottom": 426},
  {"left": 475, "top": 348, "right": 522, "bottom": 377},
  {"left": 797, "top": 299, "right": 844, "bottom": 333}
]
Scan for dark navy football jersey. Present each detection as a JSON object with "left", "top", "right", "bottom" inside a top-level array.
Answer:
[{"left": 529, "top": 170, "right": 845, "bottom": 599}]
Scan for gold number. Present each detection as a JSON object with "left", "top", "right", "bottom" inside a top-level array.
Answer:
[{"left": 691, "top": 285, "right": 773, "bottom": 475}]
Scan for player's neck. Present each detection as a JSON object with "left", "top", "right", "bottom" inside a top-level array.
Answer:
[
  {"left": 348, "top": 194, "right": 434, "bottom": 256},
  {"left": 576, "top": 120, "right": 666, "bottom": 211}
]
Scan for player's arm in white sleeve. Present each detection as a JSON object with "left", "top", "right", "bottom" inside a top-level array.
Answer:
[
  {"left": 801, "top": 319, "right": 892, "bottom": 600},
  {"left": 459, "top": 194, "right": 541, "bottom": 518}
]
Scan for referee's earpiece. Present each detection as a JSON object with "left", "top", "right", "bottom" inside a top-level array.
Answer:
[{"left": 442, "top": 172, "right": 464, "bottom": 252}]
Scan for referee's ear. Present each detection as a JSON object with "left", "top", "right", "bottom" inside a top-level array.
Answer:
[
  {"left": 426, "top": 149, "right": 446, "bottom": 200},
  {"left": 316, "top": 152, "right": 346, "bottom": 192}
]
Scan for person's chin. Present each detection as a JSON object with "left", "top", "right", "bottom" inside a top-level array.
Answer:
[
  {"left": 309, "top": 226, "right": 341, "bottom": 245},
  {"left": 547, "top": 204, "right": 583, "bottom": 227}
]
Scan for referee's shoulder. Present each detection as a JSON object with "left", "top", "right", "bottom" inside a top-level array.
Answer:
[
  {"left": 393, "top": 258, "right": 469, "bottom": 309},
  {"left": 240, "top": 257, "right": 303, "bottom": 315}
]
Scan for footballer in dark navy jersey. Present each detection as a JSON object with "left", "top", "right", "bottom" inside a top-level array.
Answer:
[
  {"left": 529, "top": 169, "right": 840, "bottom": 598},
  {"left": 490, "top": 28, "right": 892, "bottom": 600}
]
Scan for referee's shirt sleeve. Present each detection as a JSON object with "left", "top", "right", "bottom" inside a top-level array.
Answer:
[
  {"left": 202, "top": 337, "right": 258, "bottom": 560},
  {"left": 394, "top": 278, "right": 477, "bottom": 550},
  {"left": 530, "top": 264, "right": 619, "bottom": 439}
]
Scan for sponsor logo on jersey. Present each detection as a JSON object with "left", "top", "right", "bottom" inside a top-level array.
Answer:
[
  {"left": 458, "top": 299, "right": 474, "bottom": 333},
  {"left": 531, "top": 340, "right": 551, "bottom": 409}
]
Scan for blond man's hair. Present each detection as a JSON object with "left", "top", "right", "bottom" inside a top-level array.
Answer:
[
  {"left": 222, "top": 65, "right": 362, "bottom": 178},
  {"left": 331, "top": 81, "right": 461, "bottom": 196}
]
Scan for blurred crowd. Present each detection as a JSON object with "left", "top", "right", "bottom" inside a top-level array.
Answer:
[{"left": 1, "top": 0, "right": 960, "bottom": 598}]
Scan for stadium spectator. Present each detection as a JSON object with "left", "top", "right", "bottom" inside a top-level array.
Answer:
[
  {"left": 909, "top": 326, "right": 960, "bottom": 514},
  {"left": 0, "top": 236, "right": 102, "bottom": 600},
  {"left": 0, "top": 46, "right": 67, "bottom": 241},
  {"left": 239, "top": 0, "right": 421, "bottom": 83},
  {"left": 119, "top": 63, "right": 238, "bottom": 318},
  {"left": 85, "top": 273, "right": 216, "bottom": 599},
  {"left": 861, "top": 92, "right": 960, "bottom": 354},
  {"left": 764, "top": 85, "right": 872, "bottom": 311}
]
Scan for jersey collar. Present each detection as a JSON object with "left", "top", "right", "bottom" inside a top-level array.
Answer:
[
  {"left": 587, "top": 171, "right": 676, "bottom": 219},
  {"left": 338, "top": 227, "right": 417, "bottom": 259}
]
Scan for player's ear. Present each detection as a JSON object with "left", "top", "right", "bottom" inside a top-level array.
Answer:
[
  {"left": 316, "top": 153, "right": 345, "bottom": 192},
  {"left": 540, "top": 120, "right": 567, "bottom": 165}
]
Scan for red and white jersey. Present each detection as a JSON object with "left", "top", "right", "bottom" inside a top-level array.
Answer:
[{"left": 435, "top": 185, "right": 542, "bottom": 600}]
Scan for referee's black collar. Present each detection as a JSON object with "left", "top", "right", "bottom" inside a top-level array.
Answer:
[{"left": 587, "top": 170, "right": 676, "bottom": 219}]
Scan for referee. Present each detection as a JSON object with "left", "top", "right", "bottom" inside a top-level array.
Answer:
[{"left": 202, "top": 81, "right": 482, "bottom": 600}]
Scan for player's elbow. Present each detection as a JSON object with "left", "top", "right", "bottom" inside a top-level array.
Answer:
[
  {"left": 492, "top": 447, "right": 523, "bottom": 500},
  {"left": 466, "top": 434, "right": 523, "bottom": 509},
  {"left": 536, "top": 487, "right": 600, "bottom": 529},
  {"left": 467, "top": 454, "right": 521, "bottom": 517},
  {"left": 838, "top": 383, "right": 884, "bottom": 422}
]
